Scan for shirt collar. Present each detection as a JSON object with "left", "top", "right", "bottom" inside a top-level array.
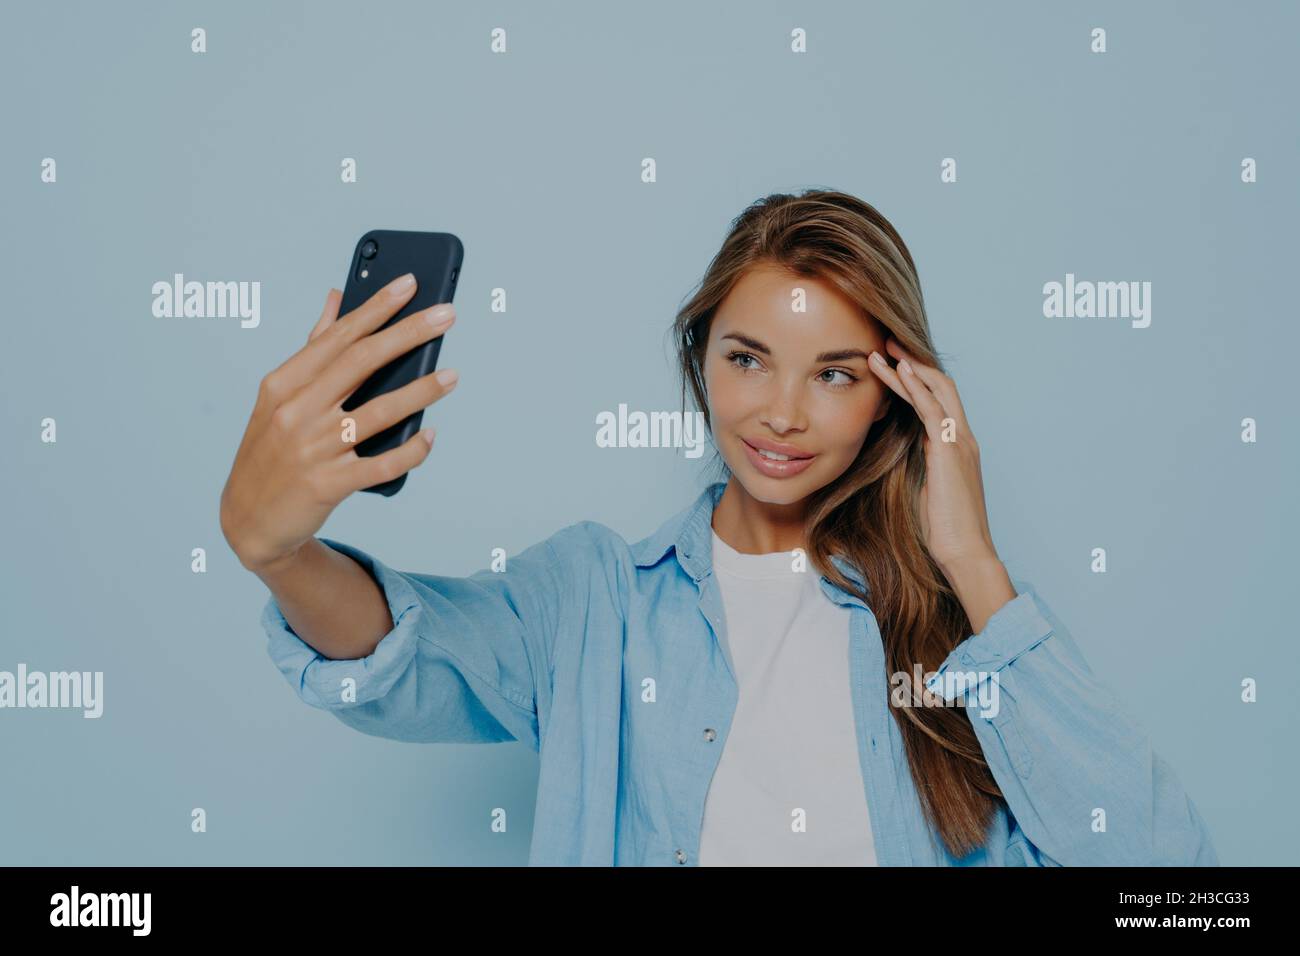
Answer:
[{"left": 630, "top": 481, "right": 870, "bottom": 609}]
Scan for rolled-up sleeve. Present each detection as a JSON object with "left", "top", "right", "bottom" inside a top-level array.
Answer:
[
  {"left": 261, "top": 531, "right": 573, "bottom": 751},
  {"left": 924, "top": 579, "right": 1219, "bottom": 866}
]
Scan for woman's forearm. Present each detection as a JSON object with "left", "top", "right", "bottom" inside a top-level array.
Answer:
[
  {"left": 942, "top": 554, "right": 1017, "bottom": 635},
  {"left": 253, "top": 538, "right": 394, "bottom": 661}
]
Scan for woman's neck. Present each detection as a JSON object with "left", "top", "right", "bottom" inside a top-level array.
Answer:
[{"left": 710, "top": 479, "right": 808, "bottom": 555}]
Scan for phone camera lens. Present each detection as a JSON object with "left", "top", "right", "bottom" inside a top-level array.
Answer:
[{"left": 360, "top": 240, "right": 379, "bottom": 260}]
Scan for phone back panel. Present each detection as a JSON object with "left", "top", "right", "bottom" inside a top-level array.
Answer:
[{"left": 336, "top": 230, "right": 462, "bottom": 495}]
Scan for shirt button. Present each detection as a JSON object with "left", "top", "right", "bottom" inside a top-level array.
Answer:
[
  {"left": 703, "top": 728, "right": 717, "bottom": 742},
  {"left": 675, "top": 849, "right": 688, "bottom": 864}
]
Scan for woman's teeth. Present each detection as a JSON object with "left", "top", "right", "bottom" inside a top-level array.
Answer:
[{"left": 758, "top": 448, "right": 795, "bottom": 460}]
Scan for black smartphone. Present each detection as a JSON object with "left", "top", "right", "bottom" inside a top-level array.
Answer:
[{"left": 336, "top": 229, "right": 463, "bottom": 496}]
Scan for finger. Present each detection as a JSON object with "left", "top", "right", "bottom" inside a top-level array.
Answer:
[
  {"left": 342, "top": 426, "right": 437, "bottom": 494},
  {"left": 882, "top": 338, "right": 970, "bottom": 434},
  {"left": 317, "top": 365, "right": 458, "bottom": 455},
  {"left": 894, "top": 357, "right": 948, "bottom": 434},
  {"left": 267, "top": 273, "right": 420, "bottom": 399},
  {"left": 304, "top": 303, "right": 455, "bottom": 409},
  {"left": 307, "top": 288, "right": 342, "bottom": 343},
  {"left": 871, "top": 350, "right": 945, "bottom": 434},
  {"left": 867, "top": 351, "right": 914, "bottom": 407}
]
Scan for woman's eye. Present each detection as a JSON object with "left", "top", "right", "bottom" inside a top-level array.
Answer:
[
  {"left": 726, "top": 350, "right": 760, "bottom": 371},
  {"left": 820, "top": 368, "right": 857, "bottom": 388}
]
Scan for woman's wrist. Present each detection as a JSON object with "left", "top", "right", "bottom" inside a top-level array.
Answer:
[
  {"left": 941, "top": 552, "right": 1016, "bottom": 635},
  {"left": 245, "top": 539, "right": 314, "bottom": 585}
]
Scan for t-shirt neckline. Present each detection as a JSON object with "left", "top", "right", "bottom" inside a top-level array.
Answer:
[{"left": 710, "top": 527, "right": 810, "bottom": 581}]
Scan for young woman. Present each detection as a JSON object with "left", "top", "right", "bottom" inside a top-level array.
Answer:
[{"left": 220, "top": 189, "right": 1218, "bottom": 867}]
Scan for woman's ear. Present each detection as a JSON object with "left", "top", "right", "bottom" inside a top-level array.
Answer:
[{"left": 872, "top": 394, "right": 892, "bottom": 424}]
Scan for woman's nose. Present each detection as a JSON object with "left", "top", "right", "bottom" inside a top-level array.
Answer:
[{"left": 760, "top": 382, "right": 806, "bottom": 431}]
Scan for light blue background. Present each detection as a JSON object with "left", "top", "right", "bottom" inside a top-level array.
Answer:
[{"left": 2, "top": 0, "right": 1295, "bottom": 865}]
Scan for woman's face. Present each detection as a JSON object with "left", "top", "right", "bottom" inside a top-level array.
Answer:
[{"left": 704, "top": 261, "right": 892, "bottom": 506}]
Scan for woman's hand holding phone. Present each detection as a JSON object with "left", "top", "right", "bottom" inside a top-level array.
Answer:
[{"left": 219, "top": 273, "right": 457, "bottom": 576}]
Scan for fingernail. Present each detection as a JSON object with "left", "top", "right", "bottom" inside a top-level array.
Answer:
[
  {"left": 899, "top": 359, "right": 913, "bottom": 375},
  {"left": 420, "top": 426, "right": 436, "bottom": 447},
  {"left": 435, "top": 368, "right": 459, "bottom": 389},
  {"left": 390, "top": 273, "right": 415, "bottom": 296},
  {"left": 426, "top": 304, "right": 454, "bottom": 328}
]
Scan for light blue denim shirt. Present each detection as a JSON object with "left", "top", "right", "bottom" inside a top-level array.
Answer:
[{"left": 262, "top": 480, "right": 1218, "bottom": 866}]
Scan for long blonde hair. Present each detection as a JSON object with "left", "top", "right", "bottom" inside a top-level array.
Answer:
[{"left": 672, "top": 188, "right": 1002, "bottom": 857}]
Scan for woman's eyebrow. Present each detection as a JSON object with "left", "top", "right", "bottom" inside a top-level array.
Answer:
[{"left": 720, "top": 331, "right": 872, "bottom": 364}]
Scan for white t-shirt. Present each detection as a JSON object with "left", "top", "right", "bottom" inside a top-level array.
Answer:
[{"left": 698, "top": 527, "right": 878, "bottom": 866}]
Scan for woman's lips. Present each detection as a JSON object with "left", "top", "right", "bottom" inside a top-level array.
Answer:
[{"left": 741, "top": 438, "right": 817, "bottom": 477}]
